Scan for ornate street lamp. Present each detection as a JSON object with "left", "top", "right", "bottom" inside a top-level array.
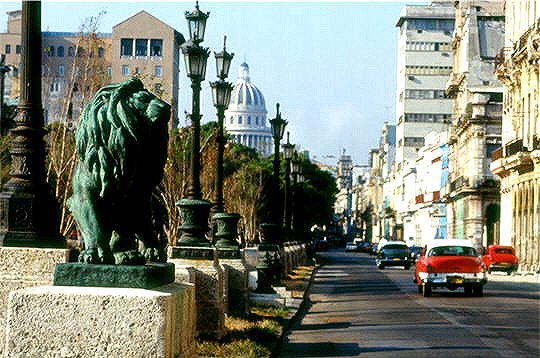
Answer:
[
  {"left": 184, "top": 1, "right": 209, "bottom": 44},
  {"left": 0, "top": 1, "right": 62, "bottom": 247},
  {"left": 209, "top": 36, "right": 241, "bottom": 253},
  {"left": 291, "top": 153, "right": 303, "bottom": 240},
  {"left": 269, "top": 103, "right": 287, "bottom": 228},
  {"left": 255, "top": 103, "right": 286, "bottom": 293},
  {"left": 176, "top": 1, "right": 212, "bottom": 248},
  {"left": 282, "top": 132, "right": 295, "bottom": 235}
]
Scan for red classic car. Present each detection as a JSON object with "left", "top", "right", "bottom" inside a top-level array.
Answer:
[
  {"left": 482, "top": 245, "right": 518, "bottom": 275},
  {"left": 414, "top": 239, "right": 487, "bottom": 297}
]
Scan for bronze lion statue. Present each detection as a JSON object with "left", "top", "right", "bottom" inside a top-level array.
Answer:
[{"left": 68, "top": 78, "right": 170, "bottom": 265}]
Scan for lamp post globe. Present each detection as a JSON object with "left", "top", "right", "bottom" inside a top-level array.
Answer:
[{"left": 184, "top": 0, "right": 209, "bottom": 44}]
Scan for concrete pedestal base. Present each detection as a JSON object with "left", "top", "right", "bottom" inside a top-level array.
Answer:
[
  {"left": 3, "top": 283, "right": 196, "bottom": 358},
  {"left": 169, "top": 246, "right": 225, "bottom": 339},
  {"left": 0, "top": 247, "right": 69, "bottom": 357},
  {"left": 219, "top": 257, "right": 249, "bottom": 317}
]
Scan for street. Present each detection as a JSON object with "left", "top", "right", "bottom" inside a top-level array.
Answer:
[{"left": 278, "top": 249, "right": 540, "bottom": 358}]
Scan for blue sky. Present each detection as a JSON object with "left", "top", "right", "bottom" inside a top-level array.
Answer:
[{"left": 0, "top": 0, "right": 427, "bottom": 165}]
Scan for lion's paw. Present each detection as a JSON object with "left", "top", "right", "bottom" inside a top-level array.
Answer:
[
  {"left": 79, "top": 248, "right": 100, "bottom": 264},
  {"left": 142, "top": 247, "right": 166, "bottom": 263},
  {"left": 113, "top": 250, "right": 146, "bottom": 265}
]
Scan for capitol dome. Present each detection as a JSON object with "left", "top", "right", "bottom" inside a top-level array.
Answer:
[{"left": 225, "top": 62, "right": 272, "bottom": 156}]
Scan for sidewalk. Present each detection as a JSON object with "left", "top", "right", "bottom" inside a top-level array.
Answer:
[{"left": 487, "top": 271, "right": 540, "bottom": 284}]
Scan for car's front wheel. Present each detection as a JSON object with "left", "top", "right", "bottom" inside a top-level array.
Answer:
[
  {"left": 422, "top": 283, "right": 432, "bottom": 297},
  {"left": 377, "top": 264, "right": 385, "bottom": 269},
  {"left": 473, "top": 284, "right": 483, "bottom": 297},
  {"left": 417, "top": 284, "right": 423, "bottom": 294}
]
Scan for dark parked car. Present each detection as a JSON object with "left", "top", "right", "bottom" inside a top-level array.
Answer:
[
  {"left": 376, "top": 241, "right": 411, "bottom": 269},
  {"left": 409, "top": 245, "right": 423, "bottom": 263}
]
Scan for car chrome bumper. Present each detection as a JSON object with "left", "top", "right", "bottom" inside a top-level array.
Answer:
[{"left": 419, "top": 272, "right": 487, "bottom": 286}]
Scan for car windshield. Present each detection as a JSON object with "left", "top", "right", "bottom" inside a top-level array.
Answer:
[
  {"left": 382, "top": 245, "right": 409, "bottom": 254},
  {"left": 428, "top": 246, "right": 477, "bottom": 257},
  {"left": 494, "top": 248, "right": 513, "bottom": 254}
]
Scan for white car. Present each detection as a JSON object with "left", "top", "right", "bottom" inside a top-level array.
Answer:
[{"left": 345, "top": 242, "right": 358, "bottom": 252}]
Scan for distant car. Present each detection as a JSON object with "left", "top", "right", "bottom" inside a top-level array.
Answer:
[
  {"left": 415, "top": 239, "right": 487, "bottom": 297},
  {"left": 482, "top": 245, "right": 518, "bottom": 275},
  {"left": 345, "top": 242, "right": 358, "bottom": 252},
  {"left": 376, "top": 241, "right": 411, "bottom": 269},
  {"left": 409, "top": 245, "right": 423, "bottom": 263},
  {"left": 358, "top": 241, "right": 372, "bottom": 253}
]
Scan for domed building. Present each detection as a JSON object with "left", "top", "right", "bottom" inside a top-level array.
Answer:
[{"left": 225, "top": 62, "right": 272, "bottom": 156}]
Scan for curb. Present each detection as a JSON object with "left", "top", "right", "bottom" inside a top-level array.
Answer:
[{"left": 270, "top": 259, "right": 320, "bottom": 358}]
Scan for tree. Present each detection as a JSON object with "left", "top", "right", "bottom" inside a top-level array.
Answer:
[{"left": 43, "top": 12, "right": 111, "bottom": 239}]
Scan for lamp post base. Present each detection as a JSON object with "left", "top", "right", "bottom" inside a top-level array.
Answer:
[
  {"left": 213, "top": 212, "right": 241, "bottom": 250},
  {"left": 176, "top": 198, "right": 212, "bottom": 247}
]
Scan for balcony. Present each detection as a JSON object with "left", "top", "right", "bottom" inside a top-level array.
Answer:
[
  {"left": 505, "top": 139, "right": 525, "bottom": 157},
  {"left": 491, "top": 146, "right": 503, "bottom": 161}
]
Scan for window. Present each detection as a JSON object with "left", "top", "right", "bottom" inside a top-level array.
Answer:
[
  {"left": 247, "top": 116, "right": 251, "bottom": 125},
  {"left": 135, "top": 67, "right": 140, "bottom": 74},
  {"left": 135, "top": 39, "right": 147, "bottom": 56},
  {"left": 58, "top": 64, "right": 64, "bottom": 77},
  {"left": 121, "top": 38, "right": 133, "bottom": 56},
  {"left": 5, "top": 44, "right": 10, "bottom": 54},
  {"left": 68, "top": 46, "right": 74, "bottom": 57},
  {"left": 98, "top": 47, "right": 104, "bottom": 58},
  {"left": 255, "top": 117, "right": 259, "bottom": 125},
  {"left": 230, "top": 117, "right": 234, "bottom": 124},
  {"left": 47, "top": 46, "right": 55, "bottom": 57},
  {"left": 154, "top": 65, "right": 162, "bottom": 77},
  {"left": 57, "top": 46, "right": 64, "bottom": 57},
  {"left": 106, "top": 66, "right": 111, "bottom": 77},
  {"left": 15, "top": 45, "right": 21, "bottom": 54},
  {"left": 238, "top": 116, "right": 242, "bottom": 124},
  {"left": 154, "top": 83, "right": 161, "bottom": 93},
  {"left": 150, "top": 39, "right": 162, "bottom": 56},
  {"left": 122, "top": 65, "right": 129, "bottom": 76}
]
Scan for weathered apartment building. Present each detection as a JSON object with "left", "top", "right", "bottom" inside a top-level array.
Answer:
[
  {"left": 444, "top": 0, "right": 504, "bottom": 250},
  {"left": 491, "top": 0, "right": 540, "bottom": 272},
  {"left": 0, "top": 10, "right": 183, "bottom": 127},
  {"left": 392, "top": 0, "right": 455, "bottom": 243}
]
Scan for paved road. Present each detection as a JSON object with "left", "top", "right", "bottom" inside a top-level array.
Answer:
[{"left": 278, "top": 249, "right": 540, "bottom": 358}]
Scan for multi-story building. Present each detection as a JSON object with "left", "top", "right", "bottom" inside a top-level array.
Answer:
[
  {"left": 112, "top": 10, "right": 184, "bottom": 128},
  {"left": 0, "top": 10, "right": 112, "bottom": 125},
  {"left": 0, "top": 9, "right": 184, "bottom": 128},
  {"left": 444, "top": 0, "right": 504, "bottom": 250},
  {"left": 334, "top": 151, "right": 353, "bottom": 239},
  {"left": 394, "top": 1, "right": 455, "bottom": 241},
  {"left": 367, "top": 122, "right": 395, "bottom": 243},
  {"left": 491, "top": 0, "right": 540, "bottom": 273},
  {"left": 225, "top": 62, "right": 272, "bottom": 156},
  {"left": 414, "top": 131, "right": 447, "bottom": 246}
]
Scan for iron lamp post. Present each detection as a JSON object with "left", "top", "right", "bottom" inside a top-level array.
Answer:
[
  {"left": 176, "top": 1, "right": 212, "bottom": 247},
  {"left": 269, "top": 103, "right": 287, "bottom": 231},
  {"left": 282, "top": 132, "right": 294, "bottom": 236},
  {"left": 210, "top": 37, "right": 241, "bottom": 253}
]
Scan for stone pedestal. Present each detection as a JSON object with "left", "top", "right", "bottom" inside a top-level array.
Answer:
[
  {"left": 218, "top": 249, "right": 248, "bottom": 317},
  {"left": 0, "top": 247, "right": 69, "bottom": 357},
  {"left": 3, "top": 283, "right": 196, "bottom": 358},
  {"left": 169, "top": 246, "right": 225, "bottom": 339}
]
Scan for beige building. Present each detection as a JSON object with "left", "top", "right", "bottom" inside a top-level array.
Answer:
[
  {"left": 112, "top": 11, "right": 184, "bottom": 128},
  {"left": 444, "top": 0, "right": 504, "bottom": 250},
  {"left": 0, "top": 10, "right": 112, "bottom": 125},
  {"left": 491, "top": 0, "right": 540, "bottom": 273},
  {"left": 0, "top": 9, "right": 184, "bottom": 128}
]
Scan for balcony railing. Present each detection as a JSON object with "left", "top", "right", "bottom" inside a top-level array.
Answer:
[
  {"left": 505, "top": 139, "right": 525, "bottom": 157},
  {"left": 491, "top": 146, "right": 503, "bottom": 160}
]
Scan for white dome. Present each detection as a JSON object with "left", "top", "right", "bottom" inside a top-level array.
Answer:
[
  {"left": 229, "top": 62, "right": 266, "bottom": 109},
  {"left": 225, "top": 62, "right": 272, "bottom": 156}
]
